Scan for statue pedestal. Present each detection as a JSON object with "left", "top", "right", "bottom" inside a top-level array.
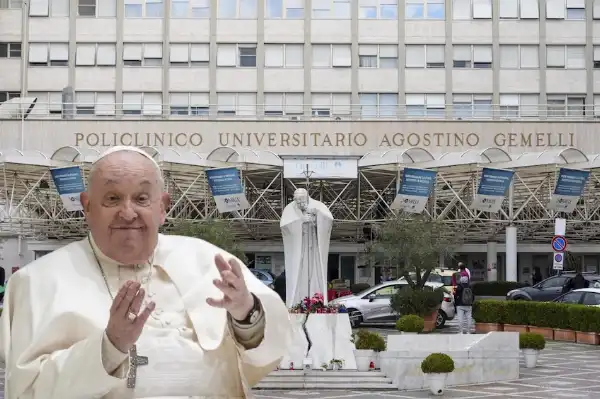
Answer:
[{"left": 280, "top": 313, "right": 357, "bottom": 370}]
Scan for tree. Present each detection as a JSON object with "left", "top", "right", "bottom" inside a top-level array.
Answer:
[
  {"left": 366, "top": 215, "right": 459, "bottom": 290},
  {"left": 169, "top": 220, "right": 248, "bottom": 263}
]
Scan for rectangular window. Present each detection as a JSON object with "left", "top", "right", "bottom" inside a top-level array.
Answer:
[
  {"left": 452, "top": 94, "right": 492, "bottom": 118},
  {"left": 264, "top": 92, "right": 303, "bottom": 116},
  {"left": 406, "top": 94, "right": 445, "bottom": 117},
  {"left": 76, "top": 43, "right": 96, "bottom": 66},
  {"left": 472, "top": 45, "right": 492, "bottom": 68},
  {"left": 311, "top": 93, "right": 351, "bottom": 117},
  {"left": 407, "top": 0, "right": 445, "bottom": 19},
  {"left": 169, "top": 92, "right": 209, "bottom": 115},
  {"left": 97, "top": 43, "right": 117, "bottom": 65},
  {"left": 453, "top": 0, "right": 491, "bottom": 19},
  {"left": 500, "top": 45, "right": 539, "bottom": 69},
  {"left": 264, "top": 44, "right": 303, "bottom": 67},
  {"left": 219, "top": 0, "right": 257, "bottom": 18},
  {"left": 594, "top": 46, "right": 600, "bottom": 68},
  {"left": 452, "top": 45, "right": 472, "bottom": 68},
  {"left": 29, "top": 43, "right": 49, "bottom": 66},
  {"left": 359, "top": 0, "right": 398, "bottom": 19},
  {"left": 49, "top": 43, "right": 69, "bottom": 66},
  {"left": 217, "top": 93, "right": 257, "bottom": 116},
  {"left": 0, "top": 43, "right": 22, "bottom": 58},
  {"left": 332, "top": 44, "right": 351, "bottom": 67},
  {"left": 0, "top": 91, "right": 21, "bottom": 103},
  {"left": 566, "top": 45, "right": 585, "bottom": 69},
  {"left": 546, "top": 45, "right": 565, "bottom": 68},
  {"left": 191, "top": 0, "right": 210, "bottom": 17},
  {"left": 217, "top": 44, "right": 237, "bottom": 66},
  {"left": 124, "top": 0, "right": 143, "bottom": 17},
  {"left": 78, "top": 0, "right": 96, "bottom": 16},
  {"left": 499, "top": 94, "right": 540, "bottom": 118},
  {"left": 123, "top": 43, "right": 143, "bottom": 66},
  {"left": 172, "top": 0, "right": 189, "bottom": 17},
  {"left": 359, "top": 93, "right": 398, "bottom": 118},
  {"left": 238, "top": 45, "right": 257, "bottom": 67},
  {"left": 312, "top": 44, "right": 331, "bottom": 67},
  {"left": 312, "top": 0, "right": 351, "bottom": 19},
  {"left": 500, "top": 0, "right": 539, "bottom": 19},
  {"left": 566, "top": 0, "right": 585, "bottom": 20}
]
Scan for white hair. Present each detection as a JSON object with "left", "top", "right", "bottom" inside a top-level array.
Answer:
[{"left": 88, "top": 146, "right": 164, "bottom": 192}]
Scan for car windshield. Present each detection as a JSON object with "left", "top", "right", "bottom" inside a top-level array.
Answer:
[
  {"left": 440, "top": 275, "right": 453, "bottom": 286},
  {"left": 354, "top": 282, "right": 404, "bottom": 297},
  {"left": 400, "top": 272, "right": 444, "bottom": 284}
]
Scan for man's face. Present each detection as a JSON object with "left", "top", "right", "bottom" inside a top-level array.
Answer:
[
  {"left": 80, "top": 152, "right": 170, "bottom": 264},
  {"left": 294, "top": 191, "right": 309, "bottom": 211}
]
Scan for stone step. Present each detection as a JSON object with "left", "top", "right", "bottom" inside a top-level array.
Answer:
[
  {"left": 269, "top": 370, "right": 387, "bottom": 378},
  {"left": 257, "top": 370, "right": 396, "bottom": 390},
  {"left": 255, "top": 382, "right": 397, "bottom": 390},
  {"left": 261, "top": 376, "right": 393, "bottom": 383}
]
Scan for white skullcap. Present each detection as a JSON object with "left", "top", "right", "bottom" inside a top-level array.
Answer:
[{"left": 93, "top": 146, "right": 160, "bottom": 170}]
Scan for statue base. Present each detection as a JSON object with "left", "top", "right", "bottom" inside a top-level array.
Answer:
[{"left": 280, "top": 313, "right": 357, "bottom": 370}]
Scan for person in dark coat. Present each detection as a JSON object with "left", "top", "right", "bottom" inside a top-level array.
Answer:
[{"left": 274, "top": 271, "right": 286, "bottom": 302}]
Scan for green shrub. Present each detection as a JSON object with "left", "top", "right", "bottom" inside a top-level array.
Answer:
[
  {"left": 390, "top": 286, "right": 444, "bottom": 317},
  {"left": 526, "top": 302, "right": 552, "bottom": 328},
  {"left": 504, "top": 301, "right": 531, "bottom": 325},
  {"left": 353, "top": 329, "right": 386, "bottom": 352},
  {"left": 350, "top": 283, "right": 371, "bottom": 294},
  {"left": 396, "top": 315, "right": 425, "bottom": 333},
  {"left": 420, "top": 353, "right": 455, "bottom": 374},
  {"left": 568, "top": 305, "right": 600, "bottom": 332},
  {"left": 519, "top": 332, "right": 546, "bottom": 350},
  {"left": 546, "top": 302, "right": 571, "bottom": 330},
  {"left": 471, "top": 281, "right": 529, "bottom": 296},
  {"left": 472, "top": 300, "right": 507, "bottom": 324}
]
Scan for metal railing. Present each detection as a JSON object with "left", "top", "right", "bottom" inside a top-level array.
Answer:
[{"left": 2, "top": 101, "right": 600, "bottom": 121}]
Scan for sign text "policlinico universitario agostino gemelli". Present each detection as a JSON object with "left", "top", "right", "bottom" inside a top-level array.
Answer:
[{"left": 73, "top": 131, "right": 576, "bottom": 150}]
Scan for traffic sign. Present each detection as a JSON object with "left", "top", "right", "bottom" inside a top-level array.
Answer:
[
  {"left": 553, "top": 252, "right": 564, "bottom": 270},
  {"left": 551, "top": 235, "right": 568, "bottom": 252}
]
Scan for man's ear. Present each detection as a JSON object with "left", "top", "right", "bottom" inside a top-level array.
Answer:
[
  {"left": 80, "top": 191, "right": 90, "bottom": 213},
  {"left": 160, "top": 192, "right": 171, "bottom": 223}
]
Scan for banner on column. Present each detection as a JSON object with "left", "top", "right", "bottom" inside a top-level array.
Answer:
[
  {"left": 205, "top": 167, "right": 250, "bottom": 213},
  {"left": 50, "top": 166, "right": 85, "bottom": 211},
  {"left": 548, "top": 168, "right": 590, "bottom": 213},
  {"left": 471, "top": 167, "right": 514, "bottom": 212},
  {"left": 391, "top": 168, "right": 437, "bottom": 213}
]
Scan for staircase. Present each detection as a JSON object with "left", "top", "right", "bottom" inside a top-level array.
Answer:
[{"left": 255, "top": 370, "right": 396, "bottom": 390}]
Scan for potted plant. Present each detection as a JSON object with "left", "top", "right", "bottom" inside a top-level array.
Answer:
[
  {"left": 503, "top": 301, "right": 529, "bottom": 333},
  {"left": 527, "top": 302, "right": 554, "bottom": 340},
  {"left": 396, "top": 314, "right": 425, "bottom": 334},
  {"left": 473, "top": 300, "right": 505, "bottom": 332},
  {"left": 519, "top": 332, "right": 545, "bottom": 368},
  {"left": 570, "top": 305, "right": 600, "bottom": 345},
  {"left": 420, "top": 353, "right": 455, "bottom": 396},
  {"left": 320, "top": 362, "right": 329, "bottom": 371},
  {"left": 329, "top": 359, "right": 344, "bottom": 371},
  {"left": 391, "top": 286, "right": 445, "bottom": 332},
  {"left": 353, "top": 330, "right": 385, "bottom": 372}
]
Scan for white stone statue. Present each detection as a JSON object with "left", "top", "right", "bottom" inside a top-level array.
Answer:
[{"left": 280, "top": 188, "right": 333, "bottom": 308}]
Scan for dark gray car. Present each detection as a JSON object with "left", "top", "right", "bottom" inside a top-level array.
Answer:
[
  {"left": 250, "top": 268, "right": 276, "bottom": 289},
  {"left": 506, "top": 273, "right": 600, "bottom": 302}
]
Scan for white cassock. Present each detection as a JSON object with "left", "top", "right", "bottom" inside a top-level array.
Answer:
[
  {"left": 0, "top": 234, "right": 292, "bottom": 399},
  {"left": 280, "top": 200, "right": 333, "bottom": 308}
]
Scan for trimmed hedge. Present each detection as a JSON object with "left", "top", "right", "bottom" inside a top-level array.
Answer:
[
  {"left": 473, "top": 299, "right": 600, "bottom": 332},
  {"left": 471, "top": 281, "right": 529, "bottom": 296},
  {"left": 396, "top": 315, "right": 425, "bottom": 333}
]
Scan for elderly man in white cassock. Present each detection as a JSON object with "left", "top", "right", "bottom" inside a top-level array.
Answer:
[{"left": 0, "top": 146, "right": 291, "bottom": 399}]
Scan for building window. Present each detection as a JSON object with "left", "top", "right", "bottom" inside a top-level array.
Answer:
[
  {"left": 124, "top": 0, "right": 163, "bottom": 17},
  {"left": 216, "top": 44, "right": 257, "bottom": 67},
  {"left": 264, "top": 44, "right": 303, "bottom": 67},
  {"left": 453, "top": 44, "right": 492, "bottom": 68},
  {"left": 123, "top": 43, "right": 163, "bottom": 66},
  {"left": 28, "top": 92, "right": 63, "bottom": 115},
  {"left": 123, "top": 92, "right": 162, "bottom": 115},
  {"left": 405, "top": 44, "right": 444, "bottom": 68},
  {"left": 359, "top": 0, "right": 398, "bottom": 19},
  {"left": 594, "top": 46, "right": 600, "bottom": 68},
  {"left": 264, "top": 93, "right": 304, "bottom": 116},
  {"left": 406, "top": 0, "right": 445, "bottom": 20},
  {"left": 77, "top": 0, "right": 117, "bottom": 16},
  {"left": 452, "top": 0, "right": 492, "bottom": 19},
  {"left": 217, "top": 93, "right": 257, "bottom": 116},
  {"left": 546, "top": 45, "right": 585, "bottom": 69},
  {"left": 499, "top": 45, "right": 539, "bottom": 69},
  {"left": 311, "top": 93, "right": 351, "bottom": 117},
  {"left": 169, "top": 43, "right": 209, "bottom": 66},
  {"left": 594, "top": 95, "right": 600, "bottom": 118},
  {"left": 218, "top": 0, "right": 257, "bottom": 18},
  {"left": 0, "top": 43, "right": 22, "bottom": 58},
  {"left": 546, "top": 94, "right": 587, "bottom": 117},
  {"left": 1, "top": 0, "right": 23, "bottom": 9},
  {"left": 547, "top": 0, "right": 585, "bottom": 20},
  {"left": 452, "top": 94, "right": 492, "bottom": 118},
  {"left": 312, "top": 0, "right": 351, "bottom": 19},
  {"left": 265, "top": 0, "right": 305, "bottom": 18},
  {"left": 75, "top": 43, "right": 117, "bottom": 66},
  {"left": 312, "top": 44, "right": 351, "bottom": 68},
  {"left": 74, "top": 92, "right": 117, "bottom": 116},
  {"left": 28, "top": 43, "right": 69, "bottom": 66},
  {"left": 169, "top": 92, "right": 210, "bottom": 115},
  {"left": 358, "top": 44, "right": 398, "bottom": 68},
  {"left": 359, "top": 93, "right": 398, "bottom": 118},
  {"left": 0, "top": 91, "right": 20, "bottom": 103},
  {"left": 171, "top": 0, "right": 210, "bottom": 18},
  {"left": 27, "top": 0, "right": 70, "bottom": 16},
  {"left": 499, "top": 0, "right": 539, "bottom": 19},
  {"left": 499, "top": 94, "right": 540, "bottom": 118},
  {"left": 405, "top": 94, "right": 444, "bottom": 118}
]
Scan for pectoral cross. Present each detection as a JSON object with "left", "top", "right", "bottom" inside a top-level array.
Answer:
[{"left": 127, "top": 344, "right": 149, "bottom": 389}]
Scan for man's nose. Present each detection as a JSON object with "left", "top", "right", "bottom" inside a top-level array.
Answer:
[{"left": 118, "top": 201, "right": 138, "bottom": 221}]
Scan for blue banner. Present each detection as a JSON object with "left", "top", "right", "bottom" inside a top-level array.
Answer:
[
  {"left": 392, "top": 168, "right": 437, "bottom": 213},
  {"left": 548, "top": 168, "right": 590, "bottom": 212},
  {"left": 50, "top": 166, "right": 85, "bottom": 211},
  {"left": 205, "top": 167, "right": 250, "bottom": 212},
  {"left": 472, "top": 168, "right": 514, "bottom": 212}
]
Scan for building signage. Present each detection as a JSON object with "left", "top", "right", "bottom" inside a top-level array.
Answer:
[
  {"left": 548, "top": 168, "right": 590, "bottom": 213},
  {"left": 205, "top": 167, "right": 250, "bottom": 213},
  {"left": 471, "top": 167, "right": 515, "bottom": 212},
  {"left": 391, "top": 168, "right": 437, "bottom": 213},
  {"left": 50, "top": 166, "right": 85, "bottom": 211},
  {"left": 283, "top": 159, "right": 358, "bottom": 179}
]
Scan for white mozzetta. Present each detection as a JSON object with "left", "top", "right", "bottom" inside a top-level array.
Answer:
[
  {"left": 380, "top": 332, "right": 519, "bottom": 390},
  {"left": 280, "top": 314, "right": 357, "bottom": 370}
]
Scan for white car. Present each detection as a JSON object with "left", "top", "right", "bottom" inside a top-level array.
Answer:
[
  {"left": 553, "top": 288, "right": 600, "bottom": 306},
  {"left": 330, "top": 280, "right": 455, "bottom": 328}
]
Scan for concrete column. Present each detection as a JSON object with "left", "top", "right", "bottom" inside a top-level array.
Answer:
[
  {"left": 486, "top": 241, "right": 498, "bottom": 282},
  {"left": 505, "top": 226, "right": 518, "bottom": 281},
  {"left": 438, "top": 253, "right": 445, "bottom": 269},
  {"left": 303, "top": 0, "right": 312, "bottom": 117}
]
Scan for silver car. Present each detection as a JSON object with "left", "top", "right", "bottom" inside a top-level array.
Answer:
[{"left": 330, "top": 280, "right": 456, "bottom": 329}]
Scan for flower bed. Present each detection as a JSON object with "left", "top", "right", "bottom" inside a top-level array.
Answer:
[
  {"left": 473, "top": 299, "right": 600, "bottom": 344},
  {"left": 289, "top": 292, "right": 348, "bottom": 314}
]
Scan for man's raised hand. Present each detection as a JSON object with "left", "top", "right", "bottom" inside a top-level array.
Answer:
[
  {"left": 207, "top": 254, "right": 254, "bottom": 321},
  {"left": 105, "top": 281, "right": 156, "bottom": 353}
]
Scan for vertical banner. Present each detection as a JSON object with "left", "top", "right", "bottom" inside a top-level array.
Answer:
[
  {"left": 205, "top": 167, "right": 250, "bottom": 213},
  {"left": 471, "top": 167, "right": 514, "bottom": 212},
  {"left": 391, "top": 168, "right": 437, "bottom": 213},
  {"left": 50, "top": 166, "right": 85, "bottom": 211},
  {"left": 548, "top": 168, "right": 590, "bottom": 213}
]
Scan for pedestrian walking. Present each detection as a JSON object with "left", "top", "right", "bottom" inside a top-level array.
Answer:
[{"left": 455, "top": 274, "right": 475, "bottom": 334}]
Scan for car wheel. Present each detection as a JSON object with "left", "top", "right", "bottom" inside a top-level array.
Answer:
[
  {"left": 436, "top": 310, "right": 447, "bottom": 329},
  {"left": 512, "top": 296, "right": 529, "bottom": 301},
  {"left": 347, "top": 308, "right": 363, "bottom": 328}
]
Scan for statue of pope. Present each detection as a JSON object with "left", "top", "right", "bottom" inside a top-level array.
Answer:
[{"left": 280, "top": 188, "right": 333, "bottom": 308}]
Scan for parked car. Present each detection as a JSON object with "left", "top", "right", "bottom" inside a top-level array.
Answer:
[
  {"left": 329, "top": 280, "right": 455, "bottom": 329},
  {"left": 250, "top": 269, "right": 276, "bottom": 289},
  {"left": 397, "top": 269, "right": 457, "bottom": 293},
  {"left": 553, "top": 288, "right": 600, "bottom": 306},
  {"left": 506, "top": 273, "right": 600, "bottom": 302}
]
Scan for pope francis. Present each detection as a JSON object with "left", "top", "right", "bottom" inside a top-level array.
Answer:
[{"left": 0, "top": 146, "right": 292, "bottom": 399}]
